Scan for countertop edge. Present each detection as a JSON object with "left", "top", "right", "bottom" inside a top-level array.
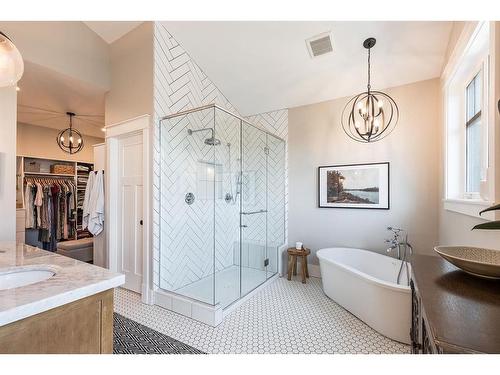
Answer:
[{"left": 0, "top": 274, "right": 125, "bottom": 327}]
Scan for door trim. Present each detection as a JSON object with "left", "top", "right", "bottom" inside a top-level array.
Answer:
[{"left": 106, "top": 114, "right": 153, "bottom": 304}]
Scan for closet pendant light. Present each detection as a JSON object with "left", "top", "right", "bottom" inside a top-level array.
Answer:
[
  {"left": 57, "top": 112, "right": 84, "bottom": 154},
  {"left": 0, "top": 31, "right": 24, "bottom": 87},
  {"left": 341, "top": 38, "right": 399, "bottom": 143}
]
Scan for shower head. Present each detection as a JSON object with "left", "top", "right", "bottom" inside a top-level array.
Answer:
[
  {"left": 187, "top": 127, "right": 221, "bottom": 146},
  {"left": 204, "top": 137, "right": 221, "bottom": 146}
]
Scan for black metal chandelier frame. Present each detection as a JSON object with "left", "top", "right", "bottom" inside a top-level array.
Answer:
[
  {"left": 341, "top": 38, "right": 399, "bottom": 143},
  {"left": 56, "top": 112, "right": 84, "bottom": 154}
]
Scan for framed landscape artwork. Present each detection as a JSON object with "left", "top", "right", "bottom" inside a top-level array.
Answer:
[{"left": 318, "top": 162, "right": 390, "bottom": 209}]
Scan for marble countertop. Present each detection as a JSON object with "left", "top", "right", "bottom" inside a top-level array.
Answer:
[{"left": 0, "top": 242, "right": 125, "bottom": 327}]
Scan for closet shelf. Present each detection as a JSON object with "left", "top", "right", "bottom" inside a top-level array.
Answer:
[{"left": 24, "top": 172, "right": 75, "bottom": 177}]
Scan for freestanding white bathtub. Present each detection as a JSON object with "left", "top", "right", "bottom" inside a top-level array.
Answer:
[{"left": 317, "top": 247, "right": 411, "bottom": 344}]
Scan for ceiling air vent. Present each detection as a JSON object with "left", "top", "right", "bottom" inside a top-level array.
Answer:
[{"left": 306, "top": 32, "right": 333, "bottom": 58}]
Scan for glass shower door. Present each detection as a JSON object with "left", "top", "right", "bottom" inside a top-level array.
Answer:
[
  {"left": 159, "top": 108, "right": 216, "bottom": 305},
  {"left": 265, "top": 134, "right": 285, "bottom": 279},
  {"left": 240, "top": 124, "right": 268, "bottom": 296}
]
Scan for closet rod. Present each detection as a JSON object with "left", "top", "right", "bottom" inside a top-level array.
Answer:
[{"left": 24, "top": 172, "right": 74, "bottom": 177}]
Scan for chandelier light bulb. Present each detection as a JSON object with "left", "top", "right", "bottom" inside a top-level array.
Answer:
[{"left": 60, "top": 136, "right": 64, "bottom": 142}]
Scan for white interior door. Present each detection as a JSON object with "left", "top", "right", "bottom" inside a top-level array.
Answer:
[{"left": 117, "top": 132, "right": 144, "bottom": 293}]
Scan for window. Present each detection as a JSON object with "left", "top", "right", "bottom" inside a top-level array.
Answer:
[
  {"left": 443, "top": 22, "right": 493, "bottom": 218},
  {"left": 465, "top": 72, "right": 482, "bottom": 195}
]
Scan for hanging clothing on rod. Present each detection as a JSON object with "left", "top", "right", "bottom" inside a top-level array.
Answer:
[
  {"left": 24, "top": 175, "right": 76, "bottom": 251},
  {"left": 82, "top": 171, "right": 95, "bottom": 230},
  {"left": 83, "top": 170, "right": 104, "bottom": 236}
]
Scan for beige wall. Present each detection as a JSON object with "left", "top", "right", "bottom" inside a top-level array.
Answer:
[
  {"left": 0, "top": 87, "right": 18, "bottom": 241},
  {"left": 0, "top": 22, "right": 109, "bottom": 90},
  {"left": 17, "top": 122, "right": 104, "bottom": 163},
  {"left": 438, "top": 22, "right": 500, "bottom": 250},
  {"left": 105, "top": 22, "right": 154, "bottom": 126},
  {"left": 288, "top": 79, "right": 440, "bottom": 263},
  {"left": 443, "top": 21, "right": 466, "bottom": 70}
]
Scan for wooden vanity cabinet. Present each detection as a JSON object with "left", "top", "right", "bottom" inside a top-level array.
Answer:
[
  {"left": 410, "top": 255, "right": 500, "bottom": 354},
  {"left": 0, "top": 289, "right": 114, "bottom": 354}
]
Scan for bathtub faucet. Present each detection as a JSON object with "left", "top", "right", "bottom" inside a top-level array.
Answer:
[
  {"left": 385, "top": 239, "right": 401, "bottom": 258},
  {"left": 385, "top": 227, "right": 413, "bottom": 286},
  {"left": 385, "top": 227, "right": 412, "bottom": 260}
]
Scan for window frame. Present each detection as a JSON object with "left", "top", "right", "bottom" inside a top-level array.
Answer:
[
  {"left": 463, "top": 67, "right": 483, "bottom": 198},
  {"left": 442, "top": 21, "right": 494, "bottom": 219}
]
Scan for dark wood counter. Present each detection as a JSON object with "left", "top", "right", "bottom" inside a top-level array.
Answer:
[{"left": 411, "top": 255, "right": 500, "bottom": 354}]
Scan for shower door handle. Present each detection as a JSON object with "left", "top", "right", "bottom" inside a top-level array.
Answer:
[
  {"left": 241, "top": 209, "right": 267, "bottom": 215},
  {"left": 240, "top": 224, "right": 248, "bottom": 228}
]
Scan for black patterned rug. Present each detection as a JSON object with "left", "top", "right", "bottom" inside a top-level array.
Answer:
[{"left": 113, "top": 313, "right": 205, "bottom": 354}]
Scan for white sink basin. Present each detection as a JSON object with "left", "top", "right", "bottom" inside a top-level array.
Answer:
[{"left": 0, "top": 268, "right": 55, "bottom": 290}]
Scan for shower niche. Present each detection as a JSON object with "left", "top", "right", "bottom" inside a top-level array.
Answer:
[{"left": 159, "top": 105, "right": 285, "bottom": 324}]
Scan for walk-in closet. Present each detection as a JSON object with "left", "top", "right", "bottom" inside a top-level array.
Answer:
[{"left": 13, "top": 56, "right": 107, "bottom": 264}]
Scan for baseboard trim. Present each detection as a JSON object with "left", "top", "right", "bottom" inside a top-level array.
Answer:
[{"left": 308, "top": 264, "right": 321, "bottom": 278}]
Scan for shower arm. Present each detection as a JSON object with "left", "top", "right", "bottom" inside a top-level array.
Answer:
[{"left": 187, "top": 127, "right": 215, "bottom": 138}]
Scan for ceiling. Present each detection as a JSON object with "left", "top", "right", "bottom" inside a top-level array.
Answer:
[
  {"left": 17, "top": 61, "right": 105, "bottom": 138},
  {"left": 83, "top": 21, "right": 143, "bottom": 43},
  {"left": 163, "top": 21, "right": 453, "bottom": 116},
  {"left": 14, "top": 21, "right": 453, "bottom": 137}
]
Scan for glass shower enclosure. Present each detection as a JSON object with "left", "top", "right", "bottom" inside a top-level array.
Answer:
[{"left": 159, "top": 104, "right": 285, "bottom": 309}]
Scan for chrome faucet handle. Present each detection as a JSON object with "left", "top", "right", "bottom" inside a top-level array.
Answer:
[
  {"left": 387, "top": 226, "right": 403, "bottom": 234},
  {"left": 386, "top": 245, "right": 398, "bottom": 253}
]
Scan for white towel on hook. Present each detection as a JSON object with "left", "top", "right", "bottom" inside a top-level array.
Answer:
[
  {"left": 88, "top": 170, "right": 104, "bottom": 236},
  {"left": 82, "top": 172, "right": 95, "bottom": 230}
]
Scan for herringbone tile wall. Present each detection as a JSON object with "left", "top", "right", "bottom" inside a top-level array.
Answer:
[
  {"left": 152, "top": 22, "right": 289, "bottom": 300},
  {"left": 245, "top": 110, "right": 289, "bottom": 248}
]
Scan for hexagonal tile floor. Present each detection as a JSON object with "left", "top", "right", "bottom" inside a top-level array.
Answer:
[{"left": 114, "top": 277, "right": 409, "bottom": 354}]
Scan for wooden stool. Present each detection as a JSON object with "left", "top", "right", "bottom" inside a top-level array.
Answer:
[{"left": 287, "top": 247, "right": 310, "bottom": 284}]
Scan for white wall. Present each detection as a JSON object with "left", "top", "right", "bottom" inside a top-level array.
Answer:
[
  {"left": 0, "top": 87, "right": 18, "bottom": 241},
  {"left": 17, "top": 122, "right": 104, "bottom": 162},
  {"left": 105, "top": 22, "right": 154, "bottom": 126},
  {"left": 288, "top": 79, "right": 441, "bottom": 263}
]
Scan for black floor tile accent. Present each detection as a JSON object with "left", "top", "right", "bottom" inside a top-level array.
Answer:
[{"left": 113, "top": 313, "right": 205, "bottom": 354}]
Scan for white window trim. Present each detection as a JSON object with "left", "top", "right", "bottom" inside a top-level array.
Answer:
[{"left": 442, "top": 22, "right": 495, "bottom": 219}]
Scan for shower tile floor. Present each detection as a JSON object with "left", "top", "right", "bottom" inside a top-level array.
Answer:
[
  {"left": 176, "top": 265, "right": 271, "bottom": 308},
  {"left": 114, "top": 276, "right": 410, "bottom": 354}
]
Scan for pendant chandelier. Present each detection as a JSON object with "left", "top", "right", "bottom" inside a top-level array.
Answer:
[
  {"left": 341, "top": 38, "right": 399, "bottom": 143},
  {"left": 57, "top": 112, "right": 84, "bottom": 154}
]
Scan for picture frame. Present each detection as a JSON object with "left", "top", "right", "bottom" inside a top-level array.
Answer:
[{"left": 318, "top": 162, "right": 390, "bottom": 209}]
